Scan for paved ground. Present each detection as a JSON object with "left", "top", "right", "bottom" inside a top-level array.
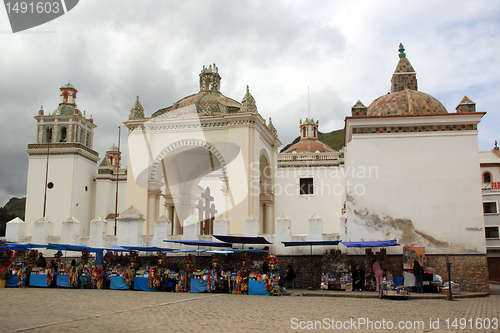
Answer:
[{"left": 1, "top": 284, "right": 499, "bottom": 333}]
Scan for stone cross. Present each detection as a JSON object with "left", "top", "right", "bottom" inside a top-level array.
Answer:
[{"left": 197, "top": 187, "right": 217, "bottom": 235}]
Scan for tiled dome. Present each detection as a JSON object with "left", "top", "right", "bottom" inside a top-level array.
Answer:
[
  {"left": 367, "top": 89, "right": 448, "bottom": 116},
  {"left": 282, "top": 139, "right": 336, "bottom": 154}
]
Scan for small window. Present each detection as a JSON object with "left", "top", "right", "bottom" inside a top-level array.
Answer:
[
  {"left": 60, "top": 127, "right": 67, "bottom": 142},
  {"left": 300, "top": 178, "right": 314, "bottom": 195},
  {"left": 485, "top": 226, "right": 499, "bottom": 239},
  {"left": 483, "top": 172, "right": 492, "bottom": 183},
  {"left": 483, "top": 202, "right": 498, "bottom": 214}
]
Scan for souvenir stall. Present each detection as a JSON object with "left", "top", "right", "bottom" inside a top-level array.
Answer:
[
  {"left": 202, "top": 248, "right": 271, "bottom": 295},
  {"left": 282, "top": 240, "right": 342, "bottom": 289},
  {"left": 0, "top": 245, "right": 28, "bottom": 288},
  {"left": 104, "top": 245, "right": 133, "bottom": 290},
  {"left": 47, "top": 243, "right": 105, "bottom": 289},
  {"left": 3, "top": 243, "right": 46, "bottom": 288},
  {"left": 402, "top": 246, "right": 441, "bottom": 293},
  {"left": 213, "top": 235, "right": 272, "bottom": 295},
  {"left": 320, "top": 249, "right": 352, "bottom": 291},
  {"left": 341, "top": 240, "right": 400, "bottom": 292},
  {"left": 164, "top": 240, "right": 232, "bottom": 293},
  {"left": 122, "top": 246, "right": 174, "bottom": 292},
  {"left": 248, "top": 253, "right": 279, "bottom": 296}
]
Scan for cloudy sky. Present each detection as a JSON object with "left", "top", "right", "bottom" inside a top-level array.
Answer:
[{"left": 0, "top": 0, "right": 499, "bottom": 207}]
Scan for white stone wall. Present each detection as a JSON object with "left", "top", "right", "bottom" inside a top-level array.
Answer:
[
  {"left": 275, "top": 166, "right": 343, "bottom": 235},
  {"left": 25, "top": 153, "right": 97, "bottom": 237},
  {"left": 343, "top": 130, "right": 486, "bottom": 254}
]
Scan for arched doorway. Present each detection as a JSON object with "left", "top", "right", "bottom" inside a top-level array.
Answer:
[{"left": 149, "top": 139, "right": 229, "bottom": 235}]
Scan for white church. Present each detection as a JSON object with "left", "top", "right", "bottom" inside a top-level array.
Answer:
[{"left": 6, "top": 45, "right": 489, "bottom": 290}]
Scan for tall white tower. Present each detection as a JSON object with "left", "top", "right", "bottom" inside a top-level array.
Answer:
[{"left": 24, "top": 82, "right": 99, "bottom": 237}]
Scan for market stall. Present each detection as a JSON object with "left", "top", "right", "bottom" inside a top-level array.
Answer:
[
  {"left": 342, "top": 240, "right": 400, "bottom": 292},
  {"left": 282, "top": 240, "right": 342, "bottom": 289},
  {"left": 213, "top": 236, "right": 272, "bottom": 295},
  {"left": 402, "top": 246, "right": 442, "bottom": 293}
]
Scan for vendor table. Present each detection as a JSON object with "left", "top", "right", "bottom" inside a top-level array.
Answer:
[
  {"left": 80, "top": 275, "right": 92, "bottom": 289},
  {"left": 6, "top": 275, "right": 19, "bottom": 287},
  {"left": 134, "top": 277, "right": 158, "bottom": 291},
  {"left": 29, "top": 274, "right": 50, "bottom": 287},
  {"left": 56, "top": 275, "right": 72, "bottom": 288},
  {"left": 110, "top": 276, "right": 130, "bottom": 290},
  {"left": 403, "top": 272, "right": 415, "bottom": 287},
  {"left": 248, "top": 280, "right": 270, "bottom": 296},
  {"left": 190, "top": 278, "right": 207, "bottom": 293}
]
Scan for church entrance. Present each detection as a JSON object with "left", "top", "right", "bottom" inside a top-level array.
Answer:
[{"left": 149, "top": 142, "right": 228, "bottom": 236}]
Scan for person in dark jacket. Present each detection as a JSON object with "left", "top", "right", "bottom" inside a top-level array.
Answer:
[
  {"left": 284, "top": 265, "right": 296, "bottom": 289},
  {"left": 36, "top": 253, "right": 46, "bottom": 268},
  {"left": 353, "top": 265, "right": 365, "bottom": 291},
  {"left": 413, "top": 260, "right": 424, "bottom": 293}
]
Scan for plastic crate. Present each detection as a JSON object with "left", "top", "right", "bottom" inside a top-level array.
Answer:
[{"left": 393, "top": 277, "right": 403, "bottom": 287}]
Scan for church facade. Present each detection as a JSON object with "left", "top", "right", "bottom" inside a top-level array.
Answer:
[{"left": 7, "top": 46, "right": 489, "bottom": 291}]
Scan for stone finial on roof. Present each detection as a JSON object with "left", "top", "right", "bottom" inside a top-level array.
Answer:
[
  {"left": 119, "top": 206, "right": 144, "bottom": 220},
  {"left": 351, "top": 100, "right": 367, "bottom": 117},
  {"left": 241, "top": 85, "right": 258, "bottom": 113},
  {"left": 392, "top": 44, "right": 417, "bottom": 93},
  {"left": 456, "top": 96, "right": 476, "bottom": 113},
  {"left": 399, "top": 43, "right": 406, "bottom": 58},
  {"left": 493, "top": 140, "right": 500, "bottom": 157},
  {"left": 129, "top": 95, "right": 145, "bottom": 120},
  {"left": 267, "top": 117, "right": 278, "bottom": 138}
]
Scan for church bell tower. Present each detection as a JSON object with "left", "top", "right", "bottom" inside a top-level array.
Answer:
[{"left": 24, "top": 82, "right": 99, "bottom": 238}]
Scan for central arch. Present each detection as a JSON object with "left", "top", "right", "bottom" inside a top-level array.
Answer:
[{"left": 149, "top": 139, "right": 230, "bottom": 235}]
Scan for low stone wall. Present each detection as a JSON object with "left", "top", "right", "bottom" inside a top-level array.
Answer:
[
  {"left": 426, "top": 254, "right": 489, "bottom": 293},
  {"left": 277, "top": 254, "right": 489, "bottom": 292}
]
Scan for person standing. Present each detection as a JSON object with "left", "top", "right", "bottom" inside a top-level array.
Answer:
[
  {"left": 353, "top": 265, "right": 365, "bottom": 291},
  {"left": 413, "top": 260, "right": 424, "bottom": 293},
  {"left": 372, "top": 260, "right": 383, "bottom": 292},
  {"left": 36, "top": 253, "right": 46, "bottom": 268}
]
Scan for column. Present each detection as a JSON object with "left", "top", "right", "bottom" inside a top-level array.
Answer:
[
  {"left": 148, "top": 188, "right": 162, "bottom": 236},
  {"left": 265, "top": 203, "right": 274, "bottom": 234}
]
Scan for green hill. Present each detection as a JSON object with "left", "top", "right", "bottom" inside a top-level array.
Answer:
[
  {"left": 318, "top": 129, "right": 345, "bottom": 151},
  {"left": 0, "top": 197, "right": 25, "bottom": 236},
  {"left": 280, "top": 128, "right": 344, "bottom": 152}
]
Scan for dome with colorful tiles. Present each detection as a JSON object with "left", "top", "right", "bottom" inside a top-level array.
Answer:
[
  {"left": 152, "top": 64, "right": 251, "bottom": 118},
  {"left": 368, "top": 89, "right": 448, "bottom": 116},
  {"left": 62, "top": 81, "right": 74, "bottom": 88},
  {"left": 107, "top": 144, "right": 119, "bottom": 152},
  {"left": 366, "top": 44, "right": 448, "bottom": 117},
  {"left": 53, "top": 104, "right": 80, "bottom": 116}
]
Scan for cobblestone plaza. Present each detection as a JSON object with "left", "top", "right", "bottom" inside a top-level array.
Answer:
[{"left": 1, "top": 285, "right": 499, "bottom": 333}]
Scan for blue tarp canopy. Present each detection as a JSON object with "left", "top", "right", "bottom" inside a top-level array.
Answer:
[
  {"left": 47, "top": 243, "right": 104, "bottom": 253},
  {"left": 122, "top": 246, "right": 175, "bottom": 252},
  {"left": 0, "top": 245, "right": 29, "bottom": 251},
  {"left": 164, "top": 240, "right": 232, "bottom": 248},
  {"left": 282, "top": 240, "right": 341, "bottom": 247},
  {"left": 341, "top": 240, "right": 400, "bottom": 248},
  {"left": 105, "top": 245, "right": 130, "bottom": 252},
  {"left": 206, "top": 249, "right": 268, "bottom": 254},
  {"left": 173, "top": 249, "right": 208, "bottom": 253},
  {"left": 212, "top": 235, "right": 271, "bottom": 245},
  {"left": 7, "top": 243, "right": 47, "bottom": 249}
]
